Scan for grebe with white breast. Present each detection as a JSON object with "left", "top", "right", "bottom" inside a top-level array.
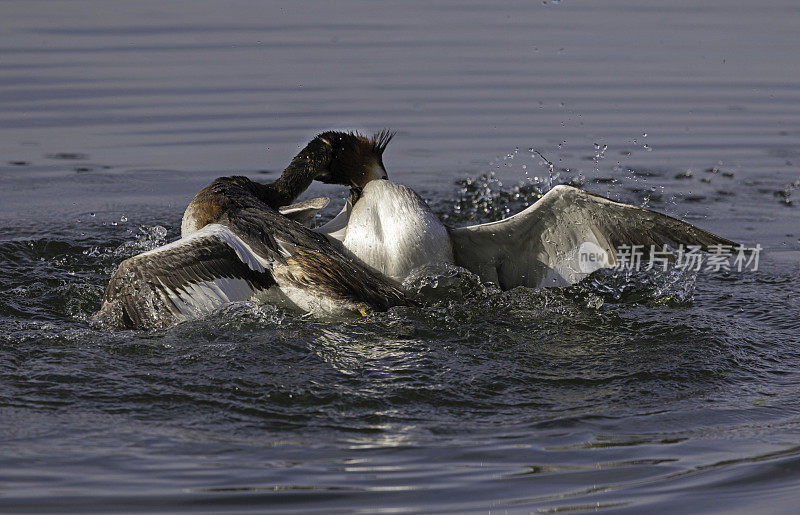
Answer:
[{"left": 319, "top": 178, "right": 737, "bottom": 288}]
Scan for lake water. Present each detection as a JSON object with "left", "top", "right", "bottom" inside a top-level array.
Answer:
[{"left": 2, "top": 0, "right": 800, "bottom": 512}]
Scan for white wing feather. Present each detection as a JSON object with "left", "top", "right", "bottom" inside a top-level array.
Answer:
[
  {"left": 135, "top": 223, "right": 279, "bottom": 316},
  {"left": 449, "top": 184, "right": 734, "bottom": 288}
]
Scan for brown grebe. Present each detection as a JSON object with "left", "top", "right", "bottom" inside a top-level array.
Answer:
[{"left": 94, "top": 130, "right": 408, "bottom": 330}]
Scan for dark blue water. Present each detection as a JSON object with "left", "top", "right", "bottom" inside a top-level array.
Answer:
[{"left": 2, "top": 0, "right": 800, "bottom": 512}]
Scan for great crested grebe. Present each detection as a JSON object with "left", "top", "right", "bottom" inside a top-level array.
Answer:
[
  {"left": 94, "top": 130, "right": 409, "bottom": 330},
  {"left": 318, "top": 180, "right": 737, "bottom": 288}
]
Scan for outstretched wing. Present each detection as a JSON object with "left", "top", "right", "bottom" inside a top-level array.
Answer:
[
  {"left": 449, "top": 185, "right": 736, "bottom": 288},
  {"left": 97, "top": 223, "right": 281, "bottom": 329}
]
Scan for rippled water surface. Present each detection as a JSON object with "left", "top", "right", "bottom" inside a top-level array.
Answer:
[{"left": 2, "top": 0, "right": 800, "bottom": 512}]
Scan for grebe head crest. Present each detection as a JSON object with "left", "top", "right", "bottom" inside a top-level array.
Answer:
[{"left": 314, "top": 129, "right": 394, "bottom": 187}]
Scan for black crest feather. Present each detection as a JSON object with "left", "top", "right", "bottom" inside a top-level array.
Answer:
[
  {"left": 370, "top": 129, "right": 395, "bottom": 155},
  {"left": 314, "top": 128, "right": 395, "bottom": 156}
]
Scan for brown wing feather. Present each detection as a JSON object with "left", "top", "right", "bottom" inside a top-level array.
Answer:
[{"left": 95, "top": 234, "right": 276, "bottom": 330}]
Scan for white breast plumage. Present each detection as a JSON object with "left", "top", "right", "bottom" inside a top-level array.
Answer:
[{"left": 329, "top": 180, "right": 454, "bottom": 283}]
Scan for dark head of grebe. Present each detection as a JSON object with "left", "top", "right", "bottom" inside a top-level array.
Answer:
[
  {"left": 313, "top": 129, "right": 393, "bottom": 186},
  {"left": 265, "top": 129, "right": 394, "bottom": 207}
]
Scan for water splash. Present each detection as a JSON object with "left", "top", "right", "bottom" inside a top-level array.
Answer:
[
  {"left": 448, "top": 172, "right": 547, "bottom": 223},
  {"left": 775, "top": 178, "right": 800, "bottom": 206},
  {"left": 403, "top": 262, "right": 498, "bottom": 306},
  {"left": 113, "top": 225, "right": 169, "bottom": 257},
  {"left": 575, "top": 266, "right": 698, "bottom": 307},
  {"left": 593, "top": 142, "right": 608, "bottom": 175}
]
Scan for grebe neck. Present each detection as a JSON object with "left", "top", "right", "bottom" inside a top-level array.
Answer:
[{"left": 259, "top": 137, "right": 333, "bottom": 207}]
